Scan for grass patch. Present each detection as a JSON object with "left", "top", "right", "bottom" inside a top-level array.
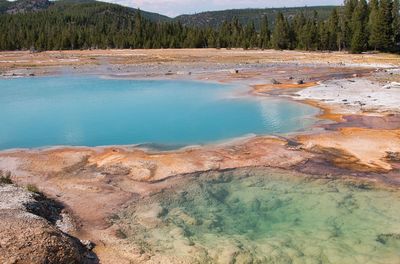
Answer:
[
  {"left": 115, "top": 229, "right": 127, "bottom": 239},
  {"left": 26, "top": 184, "right": 41, "bottom": 194}
]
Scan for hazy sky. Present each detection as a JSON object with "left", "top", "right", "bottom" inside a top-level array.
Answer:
[{"left": 108, "top": 0, "right": 343, "bottom": 17}]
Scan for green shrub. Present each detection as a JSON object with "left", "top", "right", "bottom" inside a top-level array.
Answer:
[
  {"left": 26, "top": 184, "right": 40, "bottom": 194},
  {"left": 0, "top": 170, "right": 13, "bottom": 184}
]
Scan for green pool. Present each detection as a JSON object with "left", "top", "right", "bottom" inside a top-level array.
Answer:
[{"left": 113, "top": 169, "right": 400, "bottom": 263}]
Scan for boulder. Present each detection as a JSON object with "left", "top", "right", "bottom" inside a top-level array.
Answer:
[
  {"left": 0, "top": 210, "right": 83, "bottom": 264},
  {"left": 0, "top": 184, "right": 89, "bottom": 264}
]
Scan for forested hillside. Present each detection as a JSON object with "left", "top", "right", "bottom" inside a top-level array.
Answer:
[
  {"left": 0, "top": 0, "right": 399, "bottom": 53},
  {"left": 0, "top": 0, "right": 12, "bottom": 13},
  {"left": 1, "top": 0, "right": 50, "bottom": 14},
  {"left": 0, "top": 0, "right": 170, "bottom": 20},
  {"left": 175, "top": 6, "right": 336, "bottom": 29},
  {"left": 269, "top": 0, "right": 400, "bottom": 53}
]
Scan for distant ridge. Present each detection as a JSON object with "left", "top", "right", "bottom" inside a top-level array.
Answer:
[
  {"left": 0, "top": 0, "right": 13, "bottom": 13},
  {"left": 175, "top": 6, "right": 338, "bottom": 29},
  {"left": 2, "top": 0, "right": 51, "bottom": 14},
  {"left": 0, "top": 0, "right": 171, "bottom": 22},
  {"left": 0, "top": 0, "right": 337, "bottom": 28}
]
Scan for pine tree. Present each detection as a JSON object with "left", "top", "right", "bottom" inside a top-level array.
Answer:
[
  {"left": 319, "top": 21, "right": 330, "bottom": 50},
  {"left": 231, "top": 17, "right": 242, "bottom": 47},
  {"left": 242, "top": 21, "right": 257, "bottom": 49},
  {"left": 292, "top": 12, "right": 306, "bottom": 49},
  {"left": 327, "top": 8, "right": 341, "bottom": 50},
  {"left": 351, "top": 0, "right": 369, "bottom": 53},
  {"left": 271, "top": 12, "right": 289, "bottom": 50},
  {"left": 380, "top": 0, "right": 394, "bottom": 50},
  {"left": 297, "top": 11, "right": 319, "bottom": 50},
  {"left": 287, "top": 18, "right": 297, "bottom": 49},
  {"left": 259, "top": 15, "right": 270, "bottom": 49},
  {"left": 310, "top": 11, "right": 320, "bottom": 50},
  {"left": 133, "top": 9, "right": 143, "bottom": 48},
  {"left": 342, "top": 0, "right": 359, "bottom": 49},
  {"left": 368, "top": 0, "right": 381, "bottom": 50},
  {"left": 218, "top": 21, "right": 230, "bottom": 48},
  {"left": 392, "top": 0, "right": 400, "bottom": 51}
]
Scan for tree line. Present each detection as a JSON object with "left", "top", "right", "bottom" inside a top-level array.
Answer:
[{"left": 0, "top": 0, "right": 399, "bottom": 53}]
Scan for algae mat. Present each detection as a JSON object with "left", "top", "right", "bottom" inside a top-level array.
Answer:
[{"left": 113, "top": 169, "right": 400, "bottom": 263}]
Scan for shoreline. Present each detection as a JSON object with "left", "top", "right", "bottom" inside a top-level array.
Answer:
[{"left": 0, "top": 76, "right": 321, "bottom": 152}]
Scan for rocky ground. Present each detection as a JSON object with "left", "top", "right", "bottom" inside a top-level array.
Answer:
[
  {"left": 295, "top": 78, "right": 400, "bottom": 114},
  {"left": 0, "top": 49, "right": 399, "bottom": 263},
  {"left": 0, "top": 178, "right": 97, "bottom": 263}
]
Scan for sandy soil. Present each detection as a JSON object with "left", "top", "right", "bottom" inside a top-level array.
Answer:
[
  {"left": 1, "top": 49, "right": 400, "bottom": 263},
  {"left": 1, "top": 49, "right": 400, "bottom": 70}
]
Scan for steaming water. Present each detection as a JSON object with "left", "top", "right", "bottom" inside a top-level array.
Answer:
[
  {"left": 0, "top": 76, "right": 318, "bottom": 150},
  {"left": 115, "top": 169, "right": 400, "bottom": 263}
]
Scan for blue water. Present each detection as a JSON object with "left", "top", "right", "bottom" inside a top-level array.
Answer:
[{"left": 0, "top": 76, "right": 318, "bottom": 150}]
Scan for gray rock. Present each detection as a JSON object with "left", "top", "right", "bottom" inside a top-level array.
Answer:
[
  {"left": 271, "top": 79, "right": 281, "bottom": 85},
  {"left": 80, "top": 240, "right": 96, "bottom": 251},
  {"left": 0, "top": 185, "right": 86, "bottom": 264}
]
